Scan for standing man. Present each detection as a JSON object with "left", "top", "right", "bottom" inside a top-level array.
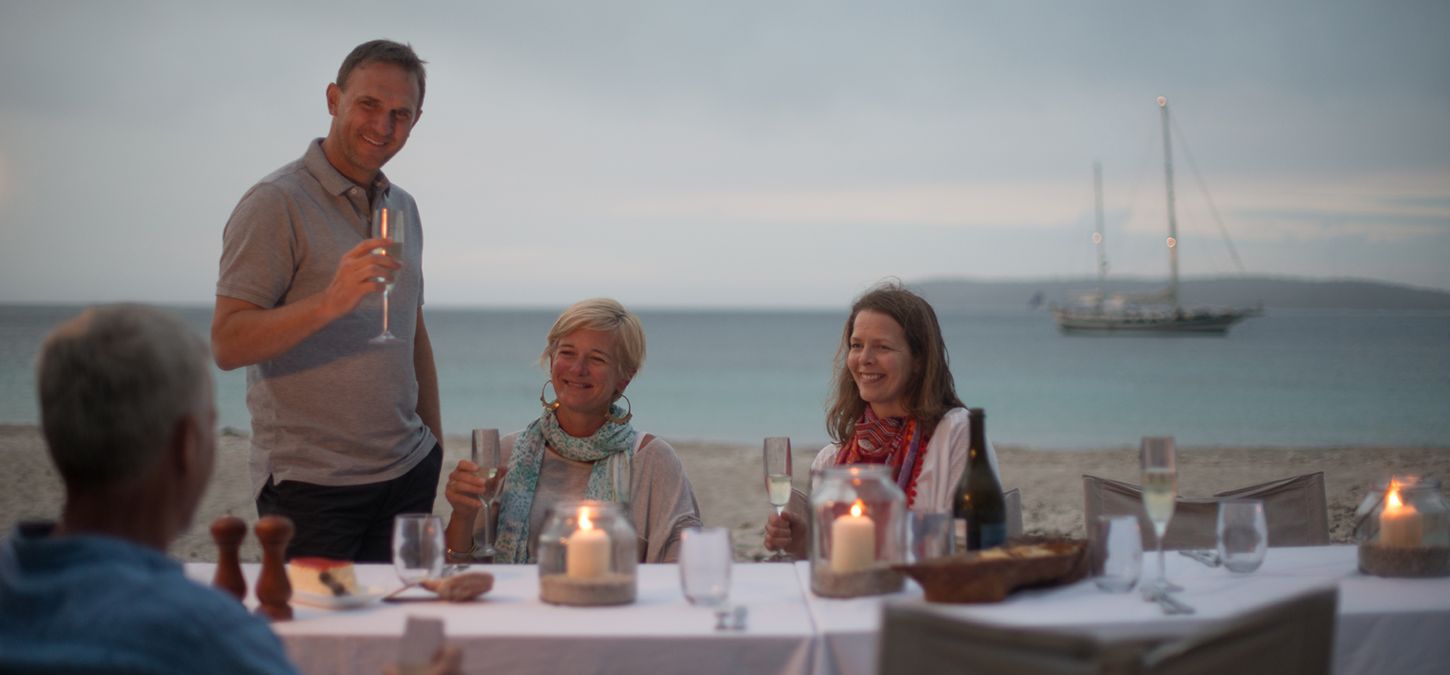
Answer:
[{"left": 213, "top": 40, "right": 443, "bottom": 562}]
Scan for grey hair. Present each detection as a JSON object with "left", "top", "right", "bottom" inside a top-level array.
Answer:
[{"left": 37, "top": 304, "right": 212, "bottom": 489}]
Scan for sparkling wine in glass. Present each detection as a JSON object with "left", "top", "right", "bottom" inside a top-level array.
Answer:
[
  {"left": 763, "top": 437, "right": 793, "bottom": 562},
  {"left": 369, "top": 204, "right": 405, "bottom": 345},
  {"left": 471, "top": 428, "right": 506, "bottom": 559},
  {"left": 392, "top": 514, "right": 444, "bottom": 587},
  {"left": 1140, "top": 436, "right": 1182, "bottom": 597}
]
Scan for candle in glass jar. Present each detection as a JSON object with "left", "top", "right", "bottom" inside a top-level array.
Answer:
[
  {"left": 567, "top": 507, "right": 611, "bottom": 579},
  {"left": 1379, "top": 485, "right": 1422, "bottom": 548},
  {"left": 830, "top": 500, "right": 876, "bottom": 573}
]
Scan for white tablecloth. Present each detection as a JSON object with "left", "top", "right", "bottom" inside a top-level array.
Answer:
[
  {"left": 795, "top": 545, "right": 1450, "bottom": 675},
  {"left": 185, "top": 562, "right": 814, "bottom": 675},
  {"left": 187, "top": 546, "right": 1449, "bottom": 675}
]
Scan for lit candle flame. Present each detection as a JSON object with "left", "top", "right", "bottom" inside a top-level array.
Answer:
[
  {"left": 849, "top": 500, "right": 865, "bottom": 518},
  {"left": 579, "top": 506, "right": 594, "bottom": 530},
  {"left": 1387, "top": 486, "right": 1404, "bottom": 511}
]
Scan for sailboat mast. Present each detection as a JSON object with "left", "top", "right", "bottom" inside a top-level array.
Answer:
[
  {"left": 1158, "top": 96, "right": 1180, "bottom": 309},
  {"left": 1092, "top": 162, "right": 1107, "bottom": 309}
]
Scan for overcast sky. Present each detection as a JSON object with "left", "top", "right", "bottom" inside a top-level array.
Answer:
[{"left": 2, "top": 0, "right": 1447, "bottom": 308}]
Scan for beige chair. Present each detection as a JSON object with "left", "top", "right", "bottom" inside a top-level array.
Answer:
[
  {"left": 1142, "top": 585, "right": 1337, "bottom": 675},
  {"left": 877, "top": 602, "right": 1149, "bottom": 675},
  {"left": 876, "top": 586, "right": 1337, "bottom": 675},
  {"left": 1082, "top": 473, "right": 1329, "bottom": 550}
]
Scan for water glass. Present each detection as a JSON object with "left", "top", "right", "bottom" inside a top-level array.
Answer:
[
  {"left": 907, "top": 512, "right": 954, "bottom": 562},
  {"left": 679, "top": 527, "right": 732, "bottom": 608},
  {"left": 1093, "top": 515, "right": 1142, "bottom": 593},
  {"left": 1217, "top": 499, "right": 1268, "bottom": 573},
  {"left": 392, "top": 514, "right": 445, "bottom": 585}
]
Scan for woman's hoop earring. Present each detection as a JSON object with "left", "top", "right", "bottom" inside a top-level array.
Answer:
[
  {"left": 539, "top": 381, "right": 560, "bottom": 413},
  {"left": 606, "top": 393, "right": 633, "bottom": 425}
]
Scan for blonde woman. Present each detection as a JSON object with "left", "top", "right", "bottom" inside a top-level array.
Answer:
[{"left": 443, "top": 298, "right": 701, "bottom": 563}]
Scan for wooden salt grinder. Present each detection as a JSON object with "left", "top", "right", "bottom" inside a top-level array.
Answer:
[
  {"left": 210, "top": 516, "right": 248, "bottom": 602},
  {"left": 253, "top": 515, "right": 294, "bottom": 621}
]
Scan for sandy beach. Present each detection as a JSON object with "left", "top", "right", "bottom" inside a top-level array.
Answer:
[{"left": 2, "top": 424, "right": 1446, "bottom": 563}]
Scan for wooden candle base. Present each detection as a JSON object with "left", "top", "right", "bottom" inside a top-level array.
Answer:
[
  {"left": 1359, "top": 543, "right": 1450, "bottom": 578},
  {"left": 811, "top": 565, "right": 904, "bottom": 598},
  {"left": 539, "top": 573, "right": 636, "bottom": 606}
]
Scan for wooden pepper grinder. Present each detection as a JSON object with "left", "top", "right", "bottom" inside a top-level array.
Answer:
[
  {"left": 253, "top": 515, "right": 294, "bottom": 621},
  {"left": 210, "top": 516, "right": 248, "bottom": 602}
]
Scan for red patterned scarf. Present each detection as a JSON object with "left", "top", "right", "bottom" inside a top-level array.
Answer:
[{"left": 834, "top": 407, "right": 933, "bottom": 507}]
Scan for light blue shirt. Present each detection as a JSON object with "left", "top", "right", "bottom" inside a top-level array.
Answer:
[{"left": 0, "top": 522, "right": 298, "bottom": 674}]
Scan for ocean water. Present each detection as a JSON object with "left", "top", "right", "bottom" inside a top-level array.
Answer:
[{"left": 2, "top": 305, "right": 1447, "bottom": 449}]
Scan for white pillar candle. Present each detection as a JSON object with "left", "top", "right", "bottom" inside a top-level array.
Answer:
[
  {"left": 1380, "top": 487, "right": 1422, "bottom": 548},
  {"left": 830, "top": 500, "right": 876, "bottom": 573},
  {"left": 567, "top": 507, "right": 611, "bottom": 579}
]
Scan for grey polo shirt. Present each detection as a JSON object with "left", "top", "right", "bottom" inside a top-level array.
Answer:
[{"left": 217, "top": 139, "right": 437, "bottom": 496}]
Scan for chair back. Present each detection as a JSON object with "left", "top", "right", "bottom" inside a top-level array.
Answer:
[
  {"left": 1143, "top": 586, "right": 1338, "bottom": 675},
  {"left": 1083, "top": 473, "right": 1329, "bottom": 550},
  {"left": 877, "top": 602, "right": 1148, "bottom": 675},
  {"left": 1003, "top": 487, "right": 1024, "bottom": 537},
  {"left": 876, "top": 587, "right": 1337, "bottom": 675}
]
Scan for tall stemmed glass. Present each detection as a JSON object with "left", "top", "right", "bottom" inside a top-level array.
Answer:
[
  {"left": 369, "top": 203, "right": 405, "bottom": 345},
  {"left": 763, "top": 437, "right": 793, "bottom": 562},
  {"left": 1140, "top": 436, "right": 1183, "bottom": 597},
  {"left": 471, "top": 428, "right": 506, "bottom": 559}
]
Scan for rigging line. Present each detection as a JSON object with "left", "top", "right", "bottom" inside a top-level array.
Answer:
[{"left": 1170, "top": 113, "right": 1248, "bottom": 274}]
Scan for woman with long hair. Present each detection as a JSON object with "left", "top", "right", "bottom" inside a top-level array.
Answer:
[{"left": 763, "top": 282, "right": 997, "bottom": 558}]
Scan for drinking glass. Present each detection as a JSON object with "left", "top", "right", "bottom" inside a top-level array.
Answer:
[
  {"left": 762, "top": 437, "right": 793, "bottom": 562},
  {"left": 1139, "top": 436, "right": 1182, "bottom": 596},
  {"left": 1093, "top": 515, "right": 1142, "bottom": 593},
  {"left": 1217, "top": 499, "right": 1268, "bottom": 573},
  {"left": 679, "top": 527, "right": 732, "bottom": 608},
  {"left": 369, "top": 203, "right": 406, "bottom": 345},
  {"left": 471, "top": 428, "right": 505, "bottom": 558},
  {"left": 392, "top": 514, "right": 444, "bottom": 585},
  {"left": 907, "top": 512, "right": 954, "bottom": 562}
]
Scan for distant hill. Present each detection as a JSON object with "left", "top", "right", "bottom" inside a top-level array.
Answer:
[{"left": 913, "top": 276, "right": 1450, "bottom": 311}]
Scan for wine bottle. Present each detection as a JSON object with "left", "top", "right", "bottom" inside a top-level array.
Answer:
[{"left": 953, "top": 408, "right": 1007, "bottom": 551}]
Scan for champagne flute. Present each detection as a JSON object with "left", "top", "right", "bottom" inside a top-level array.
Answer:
[
  {"left": 763, "top": 437, "right": 793, "bottom": 562},
  {"left": 369, "top": 203, "right": 405, "bottom": 345},
  {"left": 1140, "top": 436, "right": 1182, "bottom": 597},
  {"left": 392, "top": 514, "right": 444, "bottom": 590},
  {"left": 471, "top": 428, "right": 505, "bottom": 559}
]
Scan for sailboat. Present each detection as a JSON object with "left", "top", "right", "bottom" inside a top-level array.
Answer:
[{"left": 1053, "top": 96, "right": 1258, "bottom": 335}]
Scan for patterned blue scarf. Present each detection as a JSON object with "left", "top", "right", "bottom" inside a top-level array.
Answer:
[{"left": 492, "top": 404, "right": 635, "bottom": 563}]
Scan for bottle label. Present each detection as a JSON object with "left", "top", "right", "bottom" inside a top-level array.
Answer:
[{"left": 978, "top": 523, "right": 1008, "bottom": 550}]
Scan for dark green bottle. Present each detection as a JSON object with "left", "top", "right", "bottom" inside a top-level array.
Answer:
[{"left": 953, "top": 408, "right": 1007, "bottom": 551}]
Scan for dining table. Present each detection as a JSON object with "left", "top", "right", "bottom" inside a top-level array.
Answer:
[{"left": 185, "top": 545, "right": 1450, "bottom": 675}]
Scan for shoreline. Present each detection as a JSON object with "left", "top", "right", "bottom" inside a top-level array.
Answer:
[{"left": 3, "top": 425, "right": 1446, "bottom": 563}]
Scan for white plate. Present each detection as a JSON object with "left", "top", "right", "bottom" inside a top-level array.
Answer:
[{"left": 292, "top": 586, "right": 388, "bottom": 610}]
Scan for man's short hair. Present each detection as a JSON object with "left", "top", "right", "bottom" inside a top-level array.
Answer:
[
  {"left": 37, "top": 305, "right": 211, "bottom": 489},
  {"left": 337, "top": 39, "right": 428, "bottom": 108}
]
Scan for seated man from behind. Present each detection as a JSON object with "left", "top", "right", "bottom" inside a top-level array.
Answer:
[{"left": 0, "top": 304, "right": 300, "bottom": 673}]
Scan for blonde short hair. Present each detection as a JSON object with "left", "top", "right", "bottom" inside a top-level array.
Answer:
[{"left": 540, "top": 298, "right": 646, "bottom": 380}]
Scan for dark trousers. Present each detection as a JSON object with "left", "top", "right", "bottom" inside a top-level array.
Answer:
[{"left": 256, "top": 443, "right": 443, "bottom": 563}]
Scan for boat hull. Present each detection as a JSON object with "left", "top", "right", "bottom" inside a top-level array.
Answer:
[{"left": 1053, "top": 307, "right": 1250, "bottom": 335}]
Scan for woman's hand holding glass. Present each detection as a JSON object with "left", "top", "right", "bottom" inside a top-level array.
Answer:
[
  {"left": 441, "top": 460, "right": 508, "bottom": 561},
  {"left": 763, "top": 510, "right": 809, "bottom": 561}
]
